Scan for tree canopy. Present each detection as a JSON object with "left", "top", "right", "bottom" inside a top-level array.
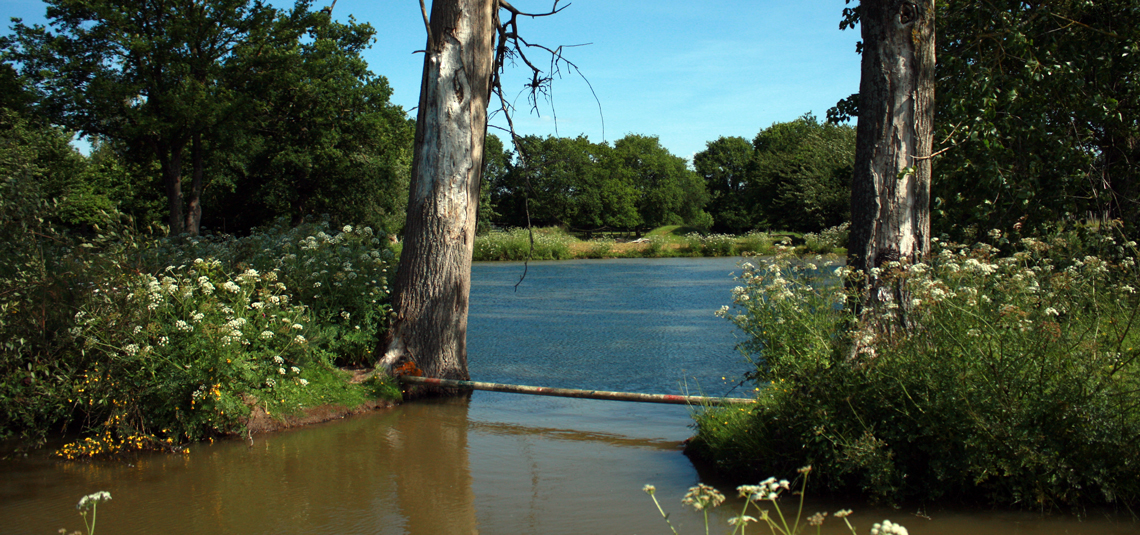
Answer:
[
  {"left": 2, "top": 0, "right": 413, "bottom": 236},
  {"left": 693, "top": 114, "right": 856, "bottom": 234},
  {"left": 484, "top": 134, "right": 708, "bottom": 234},
  {"left": 832, "top": 0, "right": 1140, "bottom": 241}
]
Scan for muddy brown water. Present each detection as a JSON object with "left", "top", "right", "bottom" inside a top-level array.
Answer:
[{"left": 2, "top": 258, "right": 1136, "bottom": 534}]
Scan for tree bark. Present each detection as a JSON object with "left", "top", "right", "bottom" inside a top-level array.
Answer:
[
  {"left": 185, "top": 131, "right": 204, "bottom": 236},
  {"left": 848, "top": 0, "right": 935, "bottom": 275},
  {"left": 377, "top": 0, "right": 495, "bottom": 388},
  {"left": 162, "top": 142, "right": 186, "bottom": 235}
]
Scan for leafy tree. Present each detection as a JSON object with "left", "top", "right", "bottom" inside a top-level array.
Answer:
[
  {"left": 204, "top": 15, "right": 414, "bottom": 234},
  {"left": 477, "top": 134, "right": 510, "bottom": 234},
  {"left": 750, "top": 114, "right": 856, "bottom": 233},
  {"left": 833, "top": 0, "right": 1140, "bottom": 240},
  {"left": 501, "top": 135, "right": 640, "bottom": 232},
  {"left": 4, "top": 0, "right": 316, "bottom": 235},
  {"left": 933, "top": 0, "right": 1140, "bottom": 239},
  {"left": 694, "top": 136, "right": 754, "bottom": 233},
  {"left": 612, "top": 134, "right": 710, "bottom": 231}
]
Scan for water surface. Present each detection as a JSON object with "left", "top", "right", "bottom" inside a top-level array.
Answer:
[{"left": 2, "top": 257, "right": 1135, "bottom": 534}]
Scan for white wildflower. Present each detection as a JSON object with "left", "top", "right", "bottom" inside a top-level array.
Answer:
[
  {"left": 260, "top": 331, "right": 275, "bottom": 340},
  {"left": 222, "top": 281, "right": 240, "bottom": 293},
  {"left": 294, "top": 335, "right": 307, "bottom": 344},
  {"left": 76, "top": 491, "right": 112, "bottom": 510},
  {"left": 1044, "top": 307, "right": 1059, "bottom": 316},
  {"left": 278, "top": 367, "right": 286, "bottom": 375},
  {"left": 870, "top": 520, "right": 908, "bottom": 535}
]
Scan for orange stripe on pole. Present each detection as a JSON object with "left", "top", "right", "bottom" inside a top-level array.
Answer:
[{"left": 399, "top": 375, "right": 755, "bottom": 406}]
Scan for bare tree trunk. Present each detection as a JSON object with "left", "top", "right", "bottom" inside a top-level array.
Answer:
[
  {"left": 848, "top": 0, "right": 935, "bottom": 275},
  {"left": 377, "top": 0, "right": 495, "bottom": 388},
  {"left": 847, "top": 0, "right": 935, "bottom": 344},
  {"left": 162, "top": 143, "right": 185, "bottom": 235},
  {"left": 185, "top": 131, "right": 204, "bottom": 236}
]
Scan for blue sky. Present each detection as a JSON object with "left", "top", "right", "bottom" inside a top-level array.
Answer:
[{"left": 3, "top": 0, "right": 862, "bottom": 161}]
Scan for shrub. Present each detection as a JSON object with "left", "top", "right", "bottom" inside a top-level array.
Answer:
[
  {"left": 63, "top": 261, "right": 320, "bottom": 454},
  {"left": 472, "top": 227, "right": 572, "bottom": 261},
  {"left": 148, "top": 217, "right": 396, "bottom": 367},
  {"left": 689, "top": 230, "right": 1140, "bottom": 508},
  {"left": 737, "top": 232, "right": 776, "bottom": 256},
  {"left": 0, "top": 209, "right": 398, "bottom": 451},
  {"left": 701, "top": 233, "right": 738, "bottom": 257},
  {"left": 801, "top": 222, "right": 849, "bottom": 255}
]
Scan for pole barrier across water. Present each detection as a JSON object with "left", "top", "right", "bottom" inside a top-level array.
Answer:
[{"left": 398, "top": 375, "right": 755, "bottom": 406}]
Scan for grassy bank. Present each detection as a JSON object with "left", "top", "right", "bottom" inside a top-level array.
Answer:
[
  {"left": 1, "top": 192, "right": 401, "bottom": 456},
  {"left": 472, "top": 224, "right": 849, "bottom": 261},
  {"left": 687, "top": 227, "right": 1140, "bottom": 509}
]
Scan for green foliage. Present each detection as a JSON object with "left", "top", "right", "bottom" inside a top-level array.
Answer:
[
  {"left": 0, "top": 109, "right": 119, "bottom": 445},
  {"left": 0, "top": 169, "right": 398, "bottom": 450},
  {"left": 478, "top": 134, "right": 511, "bottom": 235},
  {"left": 691, "top": 231, "right": 1140, "bottom": 508},
  {"left": 613, "top": 134, "right": 711, "bottom": 230},
  {"left": 693, "top": 116, "right": 856, "bottom": 235},
  {"left": 832, "top": 1, "right": 1140, "bottom": 241},
  {"left": 493, "top": 135, "right": 642, "bottom": 231},
  {"left": 146, "top": 218, "right": 396, "bottom": 367},
  {"left": 3, "top": 1, "right": 412, "bottom": 236},
  {"left": 800, "top": 223, "right": 849, "bottom": 255},
  {"left": 750, "top": 114, "right": 855, "bottom": 233},
  {"left": 486, "top": 134, "right": 710, "bottom": 232},
  {"left": 65, "top": 260, "right": 321, "bottom": 451},
  {"left": 472, "top": 227, "right": 573, "bottom": 261},
  {"left": 694, "top": 136, "right": 755, "bottom": 234},
  {"left": 208, "top": 15, "right": 414, "bottom": 234},
  {"left": 932, "top": 0, "right": 1140, "bottom": 240}
]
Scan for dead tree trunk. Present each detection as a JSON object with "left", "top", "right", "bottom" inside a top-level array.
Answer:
[
  {"left": 377, "top": 0, "right": 495, "bottom": 386},
  {"left": 848, "top": 0, "right": 935, "bottom": 275},
  {"left": 847, "top": 0, "right": 935, "bottom": 342}
]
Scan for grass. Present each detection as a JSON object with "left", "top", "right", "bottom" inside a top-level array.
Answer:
[{"left": 472, "top": 225, "right": 849, "bottom": 262}]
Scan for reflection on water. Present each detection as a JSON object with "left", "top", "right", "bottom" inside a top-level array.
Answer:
[{"left": 2, "top": 258, "right": 1137, "bottom": 533}]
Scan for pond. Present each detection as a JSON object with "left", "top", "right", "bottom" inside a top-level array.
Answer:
[{"left": 2, "top": 257, "right": 1136, "bottom": 534}]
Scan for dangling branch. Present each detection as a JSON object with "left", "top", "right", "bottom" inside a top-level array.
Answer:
[{"left": 487, "top": 0, "right": 603, "bottom": 289}]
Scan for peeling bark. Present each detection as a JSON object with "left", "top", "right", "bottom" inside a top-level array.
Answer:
[
  {"left": 378, "top": 0, "right": 495, "bottom": 389},
  {"left": 848, "top": 0, "right": 935, "bottom": 274},
  {"left": 846, "top": 0, "right": 935, "bottom": 346}
]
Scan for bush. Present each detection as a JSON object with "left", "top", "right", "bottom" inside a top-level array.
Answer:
[
  {"left": 689, "top": 230, "right": 1140, "bottom": 508},
  {"left": 801, "top": 222, "right": 849, "bottom": 254},
  {"left": 0, "top": 208, "right": 398, "bottom": 452},
  {"left": 472, "top": 227, "right": 573, "bottom": 261},
  {"left": 63, "top": 261, "right": 321, "bottom": 454},
  {"left": 146, "top": 217, "right": 396, "bottom": 367}
]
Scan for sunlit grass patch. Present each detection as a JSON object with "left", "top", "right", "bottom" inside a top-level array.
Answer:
[{"left": 473, "top": 227, "right": 574, "bottom": 261}]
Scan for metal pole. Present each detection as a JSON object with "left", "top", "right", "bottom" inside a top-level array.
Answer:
[{"left": 399, "top": 376, "right": 755, "bottom": 406}]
